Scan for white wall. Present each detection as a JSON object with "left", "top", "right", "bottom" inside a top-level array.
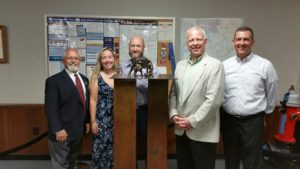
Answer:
[{"left": 0, "top": 0, "right": 299, "bottom": 103}]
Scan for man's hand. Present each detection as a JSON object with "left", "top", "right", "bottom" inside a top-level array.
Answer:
[
  {"left": 172, "top": 116, "right": 192, "bottom": 131},
  {"left": 56, "top": 129, "right": 68, "bottom": 143},
  {"left": 86, "top": 123, "right": 90, "bottom": 134}
]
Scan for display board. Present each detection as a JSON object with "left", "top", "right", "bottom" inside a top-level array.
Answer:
[
  {"left": 45, "top": 15, "right": 175, "bottom": 78},
  {"left": 180, "top": 18, "right": 243, "bottom": 61}
]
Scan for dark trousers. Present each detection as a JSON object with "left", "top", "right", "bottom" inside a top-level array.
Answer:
[
  {"left": 137, "top": 105, "right": 148, "bottom": 155},
  {"left": 220, "top": 111, "right": 265, "bottom": 169},
  {"left": 48, "top": 138, "right": 82, "bottom": 169},
  {"left": 137, "top": 105, "right": 148, "bottom": 138},
  {"left": 176, "top": 133, "right": 216, "bottom": 169}
]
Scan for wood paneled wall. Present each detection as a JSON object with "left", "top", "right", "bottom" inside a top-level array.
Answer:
[
  {"left": 0, "top": 104, "right": 92, "bottom": 155},
  {"left": 0, "top": 104, "right": 280, "bottom": 156},
  {"left": 0, "top": 104, "right": 48, "bottom": 155}
]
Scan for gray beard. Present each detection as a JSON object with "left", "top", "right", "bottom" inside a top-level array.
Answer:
[{"left": 67, "top": 64, "right": 79, "bottom": 73}]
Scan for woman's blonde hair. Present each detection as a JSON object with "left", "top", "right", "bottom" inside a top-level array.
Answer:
[{"left": 91, "top": 47, "right": 118, "bottom": 78}]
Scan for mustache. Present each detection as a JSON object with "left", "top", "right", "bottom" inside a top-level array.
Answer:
[
  {"left": 67, "top": 63, "right": 79, "bottom": 72},
  {"left": 129, "top": 52, "right": 144, "bottom": 57}
]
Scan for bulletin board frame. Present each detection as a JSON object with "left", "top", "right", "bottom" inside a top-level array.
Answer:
[{"left": 45, "top": 15, "right": 175, "bottom": 78}]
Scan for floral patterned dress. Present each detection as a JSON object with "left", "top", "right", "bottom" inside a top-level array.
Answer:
[{"left": 91, "top": 75, "right": 114, "bottom": 169}]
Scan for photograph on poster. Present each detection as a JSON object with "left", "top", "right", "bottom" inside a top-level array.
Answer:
[{"left": 0, "top": 25, "right": 8, "bottom": 63}]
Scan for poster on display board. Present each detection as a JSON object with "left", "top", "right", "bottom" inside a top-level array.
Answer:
[{"left": 45, "top": 15, "right": 175, "bottom": 79}]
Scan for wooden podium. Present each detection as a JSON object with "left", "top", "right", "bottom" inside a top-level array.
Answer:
[{"left": 113, "top": 74, "right": 172, "bottom": 169}]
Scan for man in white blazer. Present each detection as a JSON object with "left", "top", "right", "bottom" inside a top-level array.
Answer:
[{"left": 169, "top": 26, "right": 224, "bottom": 169}]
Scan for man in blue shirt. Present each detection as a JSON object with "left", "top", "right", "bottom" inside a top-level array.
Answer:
[
  {"left": 221, "top": 26, "right": 279, "bottom": 169},
  {"left": 121, "top": 36, "right": 156, "bottom": 159}
]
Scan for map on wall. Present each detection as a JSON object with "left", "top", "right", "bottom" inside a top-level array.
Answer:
[{"left": 180, "top": 18, "right": 243, "bottom": 61}]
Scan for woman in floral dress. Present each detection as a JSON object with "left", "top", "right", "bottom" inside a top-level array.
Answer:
[{"left": 89, "top": 48, "right": 118, "bottom": 169}]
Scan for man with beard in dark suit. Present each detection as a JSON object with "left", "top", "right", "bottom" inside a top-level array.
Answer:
[{"left": 45, "top": 48, "right": 90, "bottom": 169}]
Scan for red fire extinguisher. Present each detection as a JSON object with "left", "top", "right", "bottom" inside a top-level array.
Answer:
[{"left": 275, "top": 87, "right": 300, "bottom": 144}]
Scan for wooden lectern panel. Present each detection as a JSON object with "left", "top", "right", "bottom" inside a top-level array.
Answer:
[
  {"left": 147, "top": 79, "right": 169, "bottom": 169},
  {"left": 114, "top": 79, "right": 137, "bottom": 169},
  {"left": 114, "top": 74, "right": 172, "bottom": 169}
]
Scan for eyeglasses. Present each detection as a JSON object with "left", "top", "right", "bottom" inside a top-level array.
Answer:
[{"left": 65, "top": 56, "right": 80, "bottom": 61}]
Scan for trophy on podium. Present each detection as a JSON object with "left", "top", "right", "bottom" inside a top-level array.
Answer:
[{"left": 128, "top": 56, "right": 154, "bottom": 77}]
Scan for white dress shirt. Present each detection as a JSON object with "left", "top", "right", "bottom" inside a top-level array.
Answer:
[
  {"left": 222, "top": 53, "right": 279, "bottom": 115},
  {"left": 65, "top": 69, "right": 87, "bottom": 98}
]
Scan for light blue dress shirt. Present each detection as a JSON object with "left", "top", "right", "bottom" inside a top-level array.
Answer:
[
  {"left": 121, "top": 59, "right": 157, "bottom": 106},
  {"left": 222, "top": 53, "right": 279, "bottom": 115}
]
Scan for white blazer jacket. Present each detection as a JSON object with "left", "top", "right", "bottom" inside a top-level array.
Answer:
[{"left": 169, "top": 53, "right": 224, "bottom": 143}]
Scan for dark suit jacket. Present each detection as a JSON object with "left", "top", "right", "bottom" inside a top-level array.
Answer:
[{"left": 45, "top": 69, "right": 89, "bottom": 141}]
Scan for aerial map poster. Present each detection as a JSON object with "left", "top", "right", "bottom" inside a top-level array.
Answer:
[{"left": 180, "top": 18, "right": 243, "bottom": 61}]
